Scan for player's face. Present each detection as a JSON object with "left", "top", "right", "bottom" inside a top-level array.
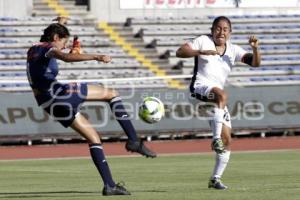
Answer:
[
  {"left": 52, "top": 35, "right": 69, "bottom": 50},
  {"left": 212, "top": 20, "right": 231, "bottom": 46}
]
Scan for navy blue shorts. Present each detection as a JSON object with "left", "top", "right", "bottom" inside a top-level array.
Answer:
[{"left": 35, "top": 82, "right": 88, "bottom": 128}]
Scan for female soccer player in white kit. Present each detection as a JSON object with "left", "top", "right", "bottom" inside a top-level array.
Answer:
[{"left": 176, "top": 16, "right": 261, "bottom": 189}]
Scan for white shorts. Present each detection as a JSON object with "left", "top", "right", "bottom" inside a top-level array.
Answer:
[
  {"left": 191, "top": 80, "right": 231, "bottom": 128},
  {"left": 192, "top": 79, "right": 222, "bottom": 97}
]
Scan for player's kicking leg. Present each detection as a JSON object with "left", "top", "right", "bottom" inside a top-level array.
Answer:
[{"left": 86, "top": 85, "right": 156, "bottom": 158}]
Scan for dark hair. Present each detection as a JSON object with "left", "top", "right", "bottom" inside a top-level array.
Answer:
[
  {"left": 211, "top": 16, "right": 232, "bottom": 32},
  {"left": 40, "top": 23, "right": 70, "bottom": 42}
]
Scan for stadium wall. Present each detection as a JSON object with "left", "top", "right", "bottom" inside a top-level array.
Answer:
[
  {"left": 90, "top": 0, "right": 300, "bottom": 22},
  {"left": 0, "top": 0, "right": 32, "bottom": 17},
  {"left": 0, "top": 86, "right": 299, "bottom": 139}
]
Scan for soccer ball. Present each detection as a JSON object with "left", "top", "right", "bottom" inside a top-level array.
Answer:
[{"left": 139, "top": 96, "right": 165, "bottom": 124}]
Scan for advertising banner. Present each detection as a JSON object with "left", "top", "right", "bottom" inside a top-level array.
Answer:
[
  {"left": 120, "top": 0, "right": 300, "bottom": 9},
  {"left": 0, "top": 86, "right": 299, "bottom": 137}
]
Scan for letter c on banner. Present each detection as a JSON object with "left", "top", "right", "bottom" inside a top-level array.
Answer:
[{"left": 268, "top": 102, "right": 284, "bottom": 115}]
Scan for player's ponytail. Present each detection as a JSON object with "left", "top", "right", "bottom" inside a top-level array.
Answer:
[
  {"left": 40, "top": 34, "right": 48, "bottom": 42},
  {"left": 40, "top": 23, "right": 70, "bottom": 42}
]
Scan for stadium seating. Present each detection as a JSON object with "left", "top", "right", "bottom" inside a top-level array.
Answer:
[
  {"left": 1, "top": 0, "right": 300, "bottom": 91},
  {"left": 0, "top": 0, "right": 170, "bottom": 91},
  {"left": 122, "top": 14, "right": 300, "bottom": 87}
]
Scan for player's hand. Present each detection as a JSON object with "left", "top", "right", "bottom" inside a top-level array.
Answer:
[
  {"left": 199, "top": 50, "right": 218, "bottom": 56},
  {"left": 96, "top": 55, "right": 111, "bottom": 63},
  {"left": 249, "top": 35, "right": 259, "bottom": 49}
]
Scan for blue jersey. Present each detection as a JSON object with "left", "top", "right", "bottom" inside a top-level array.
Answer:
[
  {"left": 26, "top": 42, "right": 88, "bottom": 128},
  {"left": 26, "top": 42, "right": 59, "bottom": 90}
]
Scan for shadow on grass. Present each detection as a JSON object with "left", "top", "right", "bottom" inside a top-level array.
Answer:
[
  {"left": 130, "top": 189, "right": 167, "bottom": 193},
  {"left": 0, "top": 189, "right": 167, "bottom": 198},
  {"left": 0, "top": 191, "right": 99, "bottom": 199}
]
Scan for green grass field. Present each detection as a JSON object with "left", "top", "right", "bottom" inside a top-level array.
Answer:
[{"left": 0, "top": 150, "right": 299, "bottom": 200}]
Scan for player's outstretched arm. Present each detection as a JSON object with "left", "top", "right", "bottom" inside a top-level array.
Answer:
[
  {"left": 176, "top": 43, "right": 218, "bottom": 58},
  {"left": 249, "top": 35, "right": 261, "bottom": 67},
  {"left": 48, "top": 49, "right": 112, "bottom": 63},
  {"left": 241, "top": 35, "right": 261, "bottom": 67}
]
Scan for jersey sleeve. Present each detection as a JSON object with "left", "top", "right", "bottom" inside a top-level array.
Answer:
[
  {"left": 187, "top": 35, "right": 204, "bottom": 50},
  {"left": 44, "top": 47, "right": 57, "bottom": 58},
  {"left": 233, "top": 44, "right": 247, "bottom": 62}
]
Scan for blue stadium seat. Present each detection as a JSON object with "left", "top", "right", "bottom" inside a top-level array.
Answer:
[
  {"left": 250, "top": 77, "right": 263, "bottom": 82},
  {"left": 0, "top": 61, "right": 26, "bottom": 66},
  {"left": 0, "top": 28, "right": 17, "bottom": 32},
  {"left": 250, "top": 75, "right": 300, "bottom": 82},
  {"left": 249, "top": 66, "right": 300, "bottom": 71},
  {"left": 289, "top": 76, "right": 300, "bottom": 80},
  {"left": 0, "top": 17, "right": 17, "bottom": 21},
  {"left": 286, "top": 44, "right": 300, "bottom": 49},
  {"left": 287, "top": 57, "right": 300, "bottom": 61},
  {"left": 0, "top": 39, "right": 17, "bottom": 43},
  {"left": 0, "top": 49, "right": 25, "bottom": 55}
]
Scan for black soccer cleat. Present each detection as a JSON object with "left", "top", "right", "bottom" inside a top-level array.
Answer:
[
  {"left": 102, "top": 183, "right": 131, "bottom": 196},
  {"left": 125, "top": 140, "right": 157, "bottom": 158},
  {"left": 208, "top": 178, "right": 228, "bottom": 190}
]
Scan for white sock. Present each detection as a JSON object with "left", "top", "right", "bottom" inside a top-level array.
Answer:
[
  {"left": 212, "top": 108, "right": 225, "bottom": 139},
  {"left": 211, "top": 151, "right": 231, "bottom": 179}
]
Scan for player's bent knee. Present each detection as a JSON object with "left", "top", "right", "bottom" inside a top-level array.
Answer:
[
  {"left": 221, "top": 134, "right": 232, "bottom": 148},
  {"left": 211, "top": 88, "right": 228, "bottom": 106},
  {"left": 218, "top": 92, "right": 228, "bottom": 105},
  {"left": 87, "top": 135, "right": 101, "bottom": 144},
  {"left": 223, "top": 138, "right": 232, "bottom": 148}
]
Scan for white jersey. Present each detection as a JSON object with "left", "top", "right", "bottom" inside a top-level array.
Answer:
[{"left": 188, "top": 35, "right": 247, "bottom": 89}]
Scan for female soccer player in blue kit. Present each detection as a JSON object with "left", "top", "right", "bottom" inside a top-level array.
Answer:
[
  {"left": 26, "top": 23, "right": 156, "bottom": 196},
  {"left": 176, "top": 16, "right": 261, "bottom": 190}
]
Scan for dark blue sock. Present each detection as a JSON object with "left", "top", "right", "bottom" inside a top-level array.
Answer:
[
  {"left": 109, "top": 97, "right": 138, "bottom": 142},
  {"left": 89, "top": 144, "right": 115, "bottom": 187}
]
